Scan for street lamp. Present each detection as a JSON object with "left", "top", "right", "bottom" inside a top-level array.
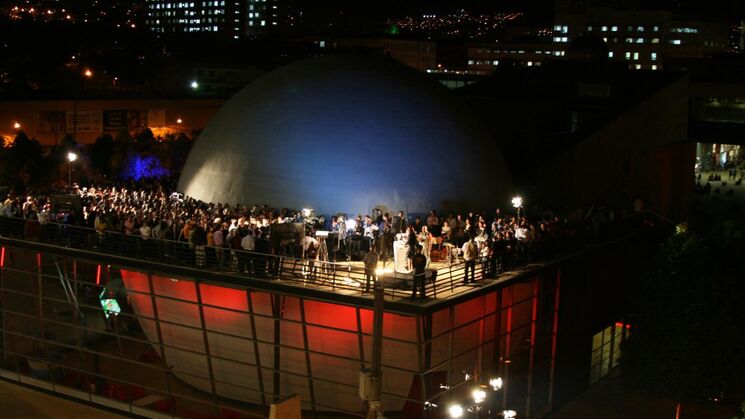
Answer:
[
  {"left": 190, "top": 80, "right": 199, "bottom": 89},
  {"left": 511, "top": 196, "right": 523, "bottom": 220},
  {"left": 83, "top": 69, "right": 93, "bottom": 78},
  {"left": 67, "top": 152, "right": 77, "bottom": 187},
  {"left": 13, "top": 122, "right": 20, "bottom": 129},
  {"left": 176, "top": 118, "right": 183, "bottom": 124}
]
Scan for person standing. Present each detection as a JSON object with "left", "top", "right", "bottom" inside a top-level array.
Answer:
[
  {"left": 406, "top": 225, "right": 418, "bottom": 271},
  {"left": 462, "top": 237, "right": 478, "bottom": 284},
  {"left": 363, "top": 248, "right": 379, "bottom": 292},
  {"left": 411, "top": 245, "right": 427, "bottom": 299}
]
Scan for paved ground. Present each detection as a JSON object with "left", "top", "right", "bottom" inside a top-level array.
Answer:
[{"left": 0, "top": 379, "right": 125, "bottom": 419}]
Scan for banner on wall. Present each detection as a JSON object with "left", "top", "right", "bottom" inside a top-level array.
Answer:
[
  {"left": 103, "top": 110, "right": 128, "bottom": 131},
  {"left": 37, "top": 111, "right": 66, "bottom": 134},
  {"left": 65, "top": 110, "right": 103, "bottom": 133}
]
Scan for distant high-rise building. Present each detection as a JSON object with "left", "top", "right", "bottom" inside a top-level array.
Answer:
[
  {"left": 552, "top": 4, "right": 728, "bottom": 70},
  {"left": 144, "top": 0, "right": 284, "bottom": 39}
]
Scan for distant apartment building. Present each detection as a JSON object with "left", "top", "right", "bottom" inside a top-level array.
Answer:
[
  {"left": 144, "top": 0, "right": 284, "bottom": 39},
  {"left": 466, "top": 5, "right": 727, "bottom": 74},
  {"left": 553, "top": 7, "right": 727, "bottom": 70},
  {"left": 466, "top": 41, "right": 558, "bottom": 75}
]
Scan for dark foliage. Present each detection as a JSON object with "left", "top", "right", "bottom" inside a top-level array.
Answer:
[{"left": 621, "top": 222, "right": 745, "bottom": 406}]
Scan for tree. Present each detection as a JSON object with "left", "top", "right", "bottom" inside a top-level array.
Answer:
[
  {"left": 621, "top": 223, "right": 745, "bottom": 418},
  {"left": 89, "top": 133, "right": 116, "bottom": 176}
]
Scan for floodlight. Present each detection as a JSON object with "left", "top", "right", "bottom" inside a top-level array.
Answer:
[
  {"left": 472, "top": 388, "right": 487, "bottom": 404},
  {"left": 448, "top": 404, "right": 464, "bottom": 418}
]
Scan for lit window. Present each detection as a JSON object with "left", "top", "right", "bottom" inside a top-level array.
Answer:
[
  {"left": 671, "top": 39, "right": 682, "bottom": 45},
  {"left": 651, "top": 65, "right": 658, "bottom": 70},
  {"left": 561, "top": 37, "right": 567, "bottom": 42},
  {"left": 562, "top": 25, "right": 568, "bottom": 33},
  {"left": 625, "top": 52, "right": 631, "bottom": 60},
  {"left": 652, "top": 38, "right": 660, "bottom": 43},
  {"left": 319, "top": 40, "right": 325, "bottom": 48},
  {"left": 260, "top": 20, "right": 265, "bottom": 26},
  {"left": 608, "top": 51, "right": 614, "bottom": 58},
  {"left": 651, "top": 52, "right": 657, "bottom": 60},
  {"left": 625, "top": 38, "right": 633, "bottom": 43},
  {"left": 635, "top": 64, "right": 641, "bottom": 69},
  {"left": 587, "top": 25, "right": 593, "bottom": 31},
  {"left": 554, "top": 24, "right": 562, "bottom": 31},
  {"left": 603, "top": 37, "right": 608, "bottom": 42},
  {"left": 468, "top": 60, "right": 474, "bottom": 65},
  {"left": 633, "top": 52, "right": 639, "bottom": 60},
  {"left": 637, "top": 26, "right": 644, "bottom": 32},
  {"left": 653, "top": 26, "right": 659, "bottom": 32},
  {"left": 601, "top": 26, "right": 608, "bottom": 31},
  {"left": 492, "top": 60, "right": 498, "bottom": 65},
  {"left": 611, "top": 26, "right": 618, "bottom": 32},
  {"left": 636, "top": 38, "right": 644, "bottom": 43}
]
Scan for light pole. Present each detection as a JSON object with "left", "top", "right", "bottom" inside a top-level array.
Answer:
[
  {"left": 511, "top": 196, "right": 523, "bottom": 220},
  {"left": 67, "top": 151, "right": 77, "bottom": 188}
]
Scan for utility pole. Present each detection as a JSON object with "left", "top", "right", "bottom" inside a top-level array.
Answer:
[{"left": 366, "top": 282, "right": 385, "bottom": 419}]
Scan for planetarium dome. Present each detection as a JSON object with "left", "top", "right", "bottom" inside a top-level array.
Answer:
[{"left": 178, "top": 54, "right": 512, "bottom": 215}]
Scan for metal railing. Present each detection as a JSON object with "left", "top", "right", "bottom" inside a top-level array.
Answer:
[{"left": 0, "top": 213, "right": 660, "bottom": 301}]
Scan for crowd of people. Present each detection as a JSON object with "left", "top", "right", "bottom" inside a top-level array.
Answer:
[{"left": 0, "top": 176, "right": 568, "bottom": 290}]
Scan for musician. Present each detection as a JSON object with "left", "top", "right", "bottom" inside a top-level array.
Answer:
[
  {"left": 362, "top": 215, "right": 378, "bottom": 252},
  {"left": 419, "top": 225, "right": 433, "bottom": 268},
  {"left": 405, "top": 225, "right": 418, "bottom": 270},
  {"left": 392, "top": 211, "right": 406, "bottom": 235},
  {"left": 377, "top": 213, "right": 392, "bottom": 262}
]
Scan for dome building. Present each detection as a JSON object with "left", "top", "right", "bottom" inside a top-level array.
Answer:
[{"left": 178, "top": 55, "right": 512, "bottom": 215}]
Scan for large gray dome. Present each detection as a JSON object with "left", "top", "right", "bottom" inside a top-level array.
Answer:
[{"left": 179, "top": 55, "right": 512, "bottom": 215}]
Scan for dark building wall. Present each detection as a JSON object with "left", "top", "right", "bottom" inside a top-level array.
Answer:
[{"left": 537, "top": 74, "right": 691, "bottom": 222}]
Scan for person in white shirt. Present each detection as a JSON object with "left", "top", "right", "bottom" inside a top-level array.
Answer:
[{"left": 461, "top": 237, "right": 478, "bottom": 284}]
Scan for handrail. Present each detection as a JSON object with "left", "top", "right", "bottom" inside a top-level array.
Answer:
[{"left": 0, "top": 212, "right": 662, "bottom": 300}]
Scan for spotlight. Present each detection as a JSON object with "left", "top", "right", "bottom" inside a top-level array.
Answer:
[
  {"left": 489, "top": 377, "right": 503, "bottom": 391},
  {"left": 448, "top": 404, "right": 464, "bottom": 418},
  {"left": 502, "top": 410, "right": 517, "bottom": 418},
  {"left": 511, "top": 196, "right": 523, "bottom": 208},
  {"left": 472, "top": 388, "right": 487, "bottom": 404},
  {"left": 302, "top": 208, "right": 313, "bottom": 217}
]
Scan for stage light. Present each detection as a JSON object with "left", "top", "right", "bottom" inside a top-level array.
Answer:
[
  {"left": 13, "top": 122, "right": 21, "bottom": 129},
  {"left": 302, "top": 208, "right": 313, "bottom": 217},
  {"left": 511, "top": 196, "right": 523, "bottom": 208},
  {"left": 375, "top": 268, "right": 393, "bottom": 276},
  {"left": 472, "top": 388, "right": 487, "bottom": 404},
  {"left": 502, "top": 410, "right": 517, "bottom": 418},
  {"left": 448, "top": 404, "right": 464, "bottom": 418},
  {"left": 489, "top": 377, "right": 503, "bottom": 391},
  {"left": 67, "top": 152, "right": 78, "bottom": 162},
  {"left": 346, "top": 219, "right": 357, "bottom": 231}
]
